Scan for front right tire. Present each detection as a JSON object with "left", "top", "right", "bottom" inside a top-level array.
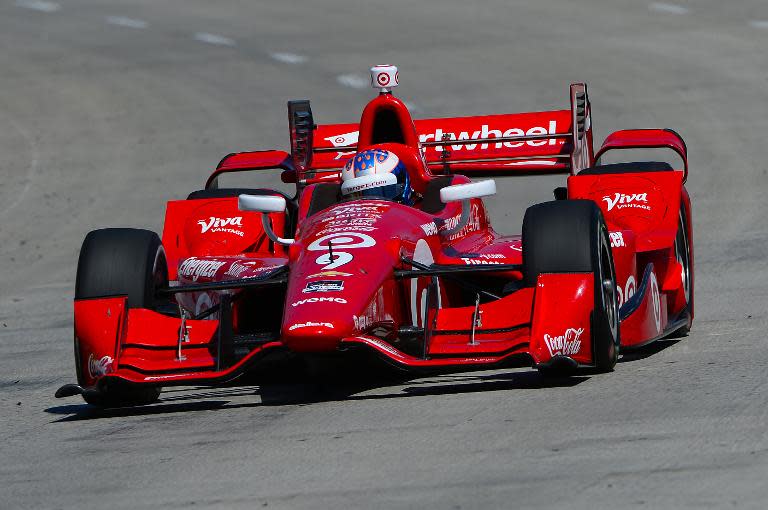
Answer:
[{"left": 523, "top": 200, "right": 620, "bottom": 376}]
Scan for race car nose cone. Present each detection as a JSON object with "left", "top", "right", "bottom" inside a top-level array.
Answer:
[
  {"left": 282, "top": 315, "right": 351, "bottom": 352},
  {"left": 371, "top": 64, "right": 398, "bottom": 94}
]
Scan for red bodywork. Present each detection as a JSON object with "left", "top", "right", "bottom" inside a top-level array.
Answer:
[{"left": 71, "top": 83, "right": 693, "bottom": 391}]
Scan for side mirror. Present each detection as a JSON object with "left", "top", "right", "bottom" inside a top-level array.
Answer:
[
  {"left": 439, "top": 179, "right": 496, "bottom": 203},
  {"left": 437, "top": 180, "right": 496, "bottom": 237},
  {"left": 238, "top": 194, "right": 294, "bottom": 245},
  {"left": 238, "top": 194, "right": 287, "bottom": 213}
]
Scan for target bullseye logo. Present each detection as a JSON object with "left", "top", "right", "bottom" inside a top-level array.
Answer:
[
  {"left": 370, "top": 65, "right": 399, "bottom": 91},
  {"left": 308, "top": 232, "right": 376, "bottom": 270}
]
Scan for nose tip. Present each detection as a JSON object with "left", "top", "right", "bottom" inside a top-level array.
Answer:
[{"left": 282, "top": 319, "right": 352, "bottom": 352}]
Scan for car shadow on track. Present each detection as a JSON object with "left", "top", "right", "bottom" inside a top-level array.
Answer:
[
  {"left": 45, "top": 338, "right": 685, "bottom": 422},
  {"left": 618, "top": 338, "right": 681, "bottom": 363},
  {"left": 44, "top": 368, "right": 588, "bottom": 422}
]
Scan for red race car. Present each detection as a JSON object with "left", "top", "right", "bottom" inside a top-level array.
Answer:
[{"left": 57, "top": 65, "right": 693, "bottom": 407}]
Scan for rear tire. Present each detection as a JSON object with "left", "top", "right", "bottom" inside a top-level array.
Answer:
[
  {"left": 523, "top": 200, "right": 619, "bottom": 375},
  {"left": 75, "top": 228, "right": 167, "bottom": 406}
]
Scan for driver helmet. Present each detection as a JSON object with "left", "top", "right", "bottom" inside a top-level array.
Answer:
[{"left": 340, "top": 149, "right": 412, "bottom": 204}]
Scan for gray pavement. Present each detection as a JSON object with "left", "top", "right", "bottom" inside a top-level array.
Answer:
[{"left": 1, "top": 0, "right": 767, "bottom": 508}]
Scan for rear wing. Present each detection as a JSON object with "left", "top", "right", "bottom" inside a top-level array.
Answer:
[{"left": 300, "top": 83, "right": 594, "bottom": 178}]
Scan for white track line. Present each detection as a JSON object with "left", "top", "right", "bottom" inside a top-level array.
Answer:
[
  {"left": 193, "top": 32, "right": 236, "bottom": 47},
  {"left": 105, "top": 16, "right": 148, "bottom": 29},
  {"left": 649, "top": 3, "right": 689, "bottom": 15},
  {"left": 337, "top": 74, "right": 369, "bottom": 89},
  {"left": 749, "top": 20, "right": 768, "bottom": 30},
  {"left": 15, "top": 0, "right": 60, "bottom": 12},
  {"left": 269, "top": 52, "right": 308, "bottom": 64}
]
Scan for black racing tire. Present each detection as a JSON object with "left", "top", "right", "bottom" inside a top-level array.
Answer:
[
  {"left": 523, "top": 200, "right": 620, "bottom": 375},
  {"left": 669, "top": 203, "right": 693, "bottom": 338},
  {"left": 75, "top": 228, "right": 167, "bottom": 406},
  {"left": 76, "top": 228, "right": 169, "bottom": 309}
]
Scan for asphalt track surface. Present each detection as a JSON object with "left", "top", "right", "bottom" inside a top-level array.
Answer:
[{"left": 1, "top": 1, "right": 767, "bottom": 508}]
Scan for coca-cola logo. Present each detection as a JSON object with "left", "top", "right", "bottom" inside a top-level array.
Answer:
[
  {"left": 88, "top": 354, "right": 114, "bottom": 378},
  {"left": 543, "top": 327, "right": 584, "bottom": 357}
]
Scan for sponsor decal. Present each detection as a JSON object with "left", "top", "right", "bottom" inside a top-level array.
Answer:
[
  {"left": 353, "top": 315, "right": 374, "bottom": 330},
  {"left": 316, "top": 205, "right": 384, "bottom": 232},
  {"left": 347, "top": 218, "right": 379, "bottom": 226},
  {"left": 252, "top": 264, "right": 281, "bottom": 274},
  {"left": 346, "top": 178, "right": 393, "bottom": 194},
  {"left": 225, "top": 261, "right": 249, "bottom": 278},
  {"left": 288, "top": 321, "right": 334, "bottom": 331},
  {"left": 418, "top": 121, "right": 560, "bottom": 151},
  {"left": 317, "top": 226, "right": 378, "bottom": 235},
  {"left": 602, "top": 193, "right": 650, "bottom": 212},
  {"left": 307, "top": 270, "right": 353, "bottom": 278},
  {"left": 178, "top": 258, "right": 226, "bottom": 281},
  {"left": 445, "top": 203, "right": 483, "bottom": 241},
  {"left": 420, "top": 222, "right": 439, "bottom": 236},
  {"left": 616, "top": 276, "right": 637, "bottom": 308},
  {"left": 442, "top": 212, "right": 463, "bottom": 231},
  {"left": 303, "top": 280, "right": 344, "bottom": 293},
  {"left": 88, "top": 354, "right": 114, "bottom": 378},
  {"left": 461, "top": 258, "right": 504, "bottom": 265},
  {"left": 325, "top": 130, "right": 359, "bottom": 148},
  {"left": 324, "top": 121, "right": 562, "bottom": 159},
  {"left": 322, "top": 204, "right": 386, "bottom": 218},
  {"left": 324, "top": 130, "right": 359, "bottom": 160},
  {"left": 291, "top": 297, "right": 347, "bottom": 307},
  {"left": 377, "top": 73, "right": 390, "bottom": 86},
  {"left": 197, "top": 216, "right": 245, "bottom": 237},
  {"left": 421, "top": 204, "right": 483, "bottom": 240},
  {"left": 308, "top": 232, "right": 376, "bottom": 270},
  {"left": 322, "top": 214, "right": 383, "bottom": 223},
  {"left": 224, "top": 262, "right": 281, "bottom": 279},
  {"left": 610, "top": 231, "right": 626, "bottom": 248},
  {"left": 544, "top": 327, "right": 584, "bottom": 357}
]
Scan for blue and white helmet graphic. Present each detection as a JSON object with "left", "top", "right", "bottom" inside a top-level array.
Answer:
[{"left": 340, "top": 149, "right": 412, "bottom": 204}]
